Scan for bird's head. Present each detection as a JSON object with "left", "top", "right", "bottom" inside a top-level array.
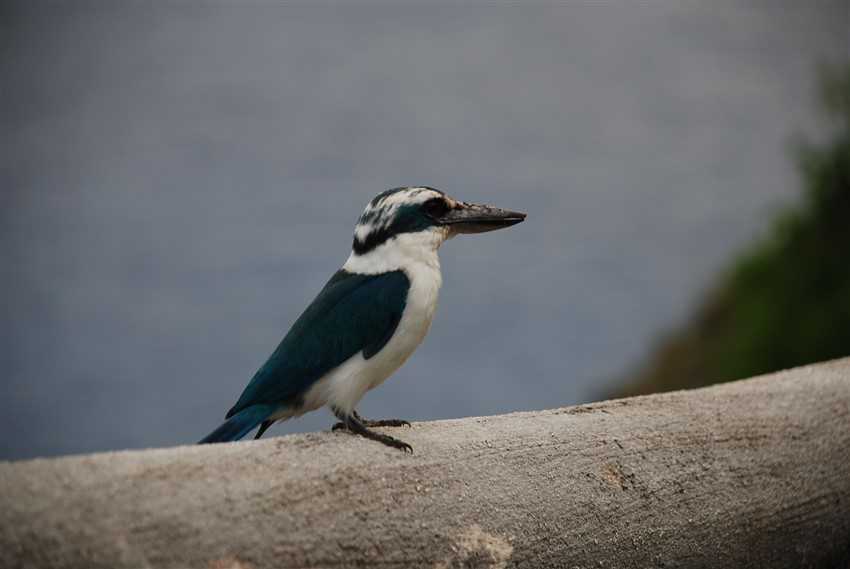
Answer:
[{"left": 350, "top": 187, "right": 526, "bottom": 262}]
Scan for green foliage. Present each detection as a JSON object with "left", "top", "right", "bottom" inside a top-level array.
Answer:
[{"left": 620, "top": 63, "right": 850, "bottom": 396}]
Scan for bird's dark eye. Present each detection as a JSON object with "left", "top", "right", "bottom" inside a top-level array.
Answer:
[{"left": 422, "top": 198, "right": 449, "bottom": 218}]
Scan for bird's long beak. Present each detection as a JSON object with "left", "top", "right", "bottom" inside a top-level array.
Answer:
[{"left": 439, "top": 202, "right": 527, "bottom": 234}]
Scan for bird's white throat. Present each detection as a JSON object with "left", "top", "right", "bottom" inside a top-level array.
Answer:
[{"left": 343, "top": 226, "right": 450, "bottom": 276}]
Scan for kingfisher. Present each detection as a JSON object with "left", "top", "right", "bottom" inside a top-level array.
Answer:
[{"left": 199, "top": 187, "right": 525, "bottom": 452}]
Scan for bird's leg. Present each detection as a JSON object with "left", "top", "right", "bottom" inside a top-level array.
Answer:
[
  {"left": 354, "top": 409, "right": 411, "bottom": 428},
  {"left": 331, "top": 409, "right": 411, "bottom": 430},
  {"left": 331, "top": 408, "right": 413, "bottom": 453}
]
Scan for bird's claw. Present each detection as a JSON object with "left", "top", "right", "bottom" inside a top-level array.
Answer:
[
  {"left": 334, "top": 417, "right": 411, "bottom": 430},
  {"left": 333, "top": 426, "right": 413, "bottom": 453},
  {"left": 331, "top": 412, "right": 414, "bottom": 453},
  {"left": 364, "top": 418, "right": 411, "bottom": 428},
  {"left": 371, "top": 432, "right": 413, "bottom": 453}
]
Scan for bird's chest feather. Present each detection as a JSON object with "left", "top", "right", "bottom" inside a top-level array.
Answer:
[
  {"left": 297, "top": 265, "right": 442, "bottom": 415},
  {"left": 299, "top": 232, "right": 445, "bottom": 414},
  {"left": 374, "top": 261, "right": 442, "bottom": 381}
]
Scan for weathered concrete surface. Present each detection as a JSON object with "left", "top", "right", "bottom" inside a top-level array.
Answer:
[{"left": 2, "top": 359, "right": 849, "bottom": 569}]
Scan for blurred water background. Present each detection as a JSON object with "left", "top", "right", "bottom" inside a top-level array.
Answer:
[{"left": 2, "top": 2, "right": 847, "bottom": 459}]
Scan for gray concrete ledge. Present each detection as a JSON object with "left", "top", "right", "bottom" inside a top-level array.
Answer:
[{"left": 2, "top": 359, "right": 850, "bottom": 568}]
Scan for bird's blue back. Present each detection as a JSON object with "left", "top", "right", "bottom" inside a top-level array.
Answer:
[{"left": 226, "top": 269, "right": 410, "bottom": 418}]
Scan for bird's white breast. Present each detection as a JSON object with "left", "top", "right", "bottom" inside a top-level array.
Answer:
[{"left": 293, "top": 230, "right": 446, "bottom": 417}]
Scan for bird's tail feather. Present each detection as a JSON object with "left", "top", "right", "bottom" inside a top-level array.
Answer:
[{"left": 199, "top": 405, "right": 275, "bottom": 444}]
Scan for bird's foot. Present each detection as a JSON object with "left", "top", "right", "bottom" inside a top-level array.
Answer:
[
  {"left": 332, "top": 409, "right": 413, "bottom": 453},
  {"left": 332, "top": 410, "right": 411, "bottom": 431},
  {"left": 363, "top": 418, "right": 411, "bottom": 428}
]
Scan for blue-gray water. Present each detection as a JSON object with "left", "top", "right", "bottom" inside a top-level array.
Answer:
[{"left": 2, "top": 2, "right": 846, "bottom": 460}]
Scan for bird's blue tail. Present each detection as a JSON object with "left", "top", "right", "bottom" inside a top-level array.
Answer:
[{"left": 199, "top": 405, "right": 275, "bottom": 444}]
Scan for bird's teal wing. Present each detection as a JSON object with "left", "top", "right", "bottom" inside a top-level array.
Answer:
[{"left": 225, "top": 269, "right": 410, "bottom": 418}]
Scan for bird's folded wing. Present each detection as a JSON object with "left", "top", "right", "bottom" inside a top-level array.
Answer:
[{"left": 225, "top": 269, "right": 410, "bottom": 418}]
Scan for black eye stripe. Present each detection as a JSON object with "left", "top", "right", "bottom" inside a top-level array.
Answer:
[
  {"left": 353, "top": 191, "right": 450, "bottom": 255},
  {"left": 423, "top": 198, "right": 449, "bottom": 217}
]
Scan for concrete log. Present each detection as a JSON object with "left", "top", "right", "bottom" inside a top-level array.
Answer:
[{"left": 2, "top": 359, "right": 850, "bottom": 569}]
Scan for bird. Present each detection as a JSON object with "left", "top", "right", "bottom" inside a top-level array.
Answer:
[{"left": 199, "top": 187, "right": 526, "bottom": 452}]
